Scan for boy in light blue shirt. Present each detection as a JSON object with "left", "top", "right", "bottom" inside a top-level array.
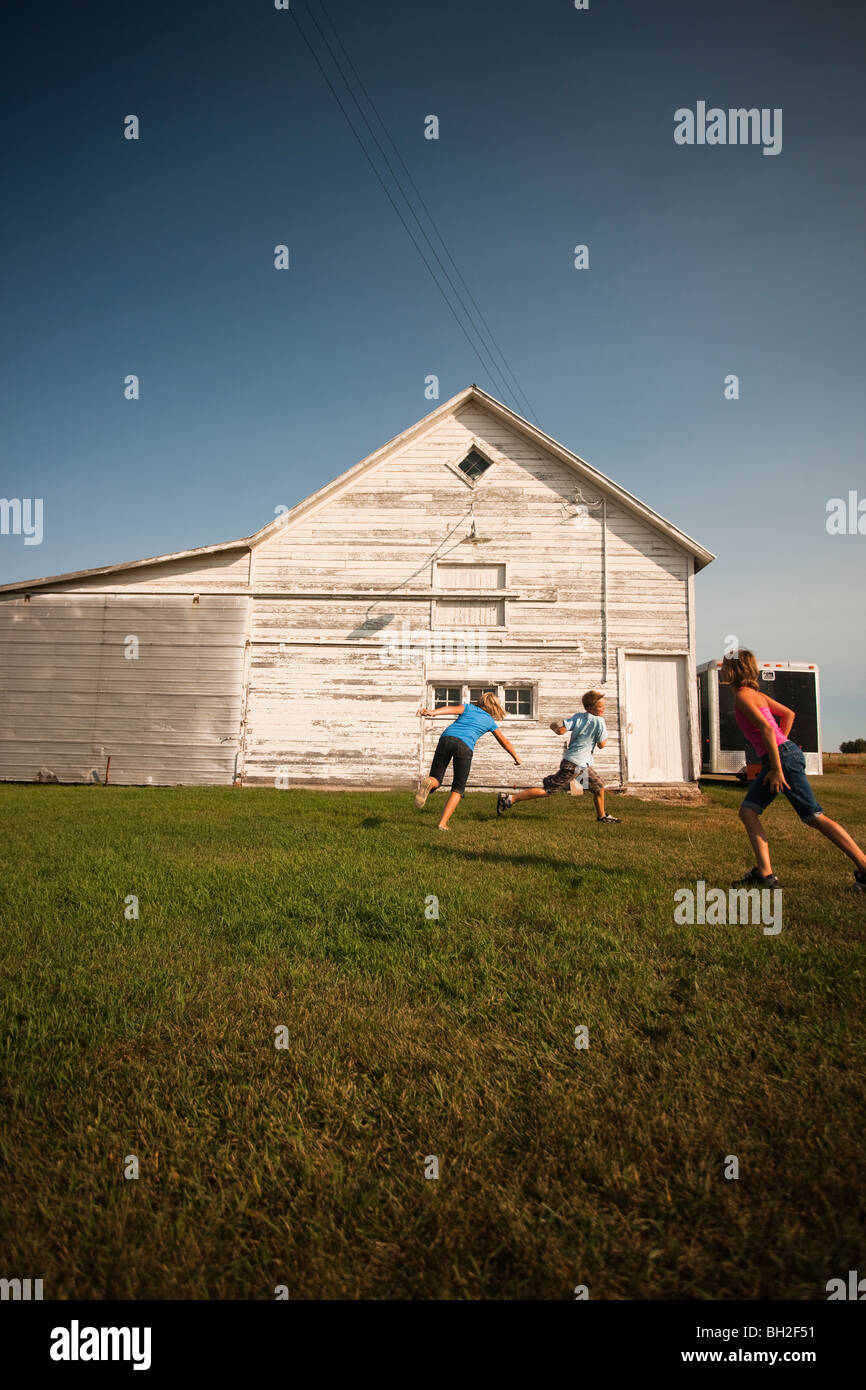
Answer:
[{"left": 497, "top": 690, "right": 621, "bottom": 823}]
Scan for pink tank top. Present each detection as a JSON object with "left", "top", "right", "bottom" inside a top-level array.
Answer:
[{"left": 734, "top": 703, "right": 787, "bottom": 757}]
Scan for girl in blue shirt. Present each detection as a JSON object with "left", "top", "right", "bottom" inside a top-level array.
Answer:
[{"left": 416, "top": 692, "right": 521, "bottom": 829}]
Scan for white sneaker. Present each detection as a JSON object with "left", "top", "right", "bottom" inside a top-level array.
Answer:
[{"left": 415, "top": 776, "right": 435, "bottom": 809}]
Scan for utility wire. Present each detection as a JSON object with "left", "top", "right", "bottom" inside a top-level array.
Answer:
[
  {"left": 293, "top": 3, "right": 512, "bottom": 406},
  {"left": 313, "top": 0, "right": 540, "bottom": 427},
  {"left": 363, "top": 505, "right": 475, "bottom": 619},
  {"left": 290, "top": 4, "right": 525, "bottom": 415}
]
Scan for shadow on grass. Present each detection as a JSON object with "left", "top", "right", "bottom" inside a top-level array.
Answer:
[{"left": 431, "top": 845, "right": 634, "bottom": 876}]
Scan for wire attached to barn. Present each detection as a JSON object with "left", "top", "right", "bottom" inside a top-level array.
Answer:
[{"left": 290, "top": 2, "right": 538, "bottom": 424}]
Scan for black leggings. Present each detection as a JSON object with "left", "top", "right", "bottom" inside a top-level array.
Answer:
[{"left": 429, "top": 735, "right": 473, "bottom": 795}]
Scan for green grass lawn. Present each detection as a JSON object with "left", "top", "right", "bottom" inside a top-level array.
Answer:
[{"left": 1, "top": 774, "right": 865, "bottom": 1300}]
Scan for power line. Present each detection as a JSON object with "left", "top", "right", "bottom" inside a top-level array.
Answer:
[
  {"left": 291, "top": 3, "right": 513, "bottom": 406},
  {"left": 304, "top": 0, "right": 529, "bottom": 417},
  {"left": 313, "top": 0, "right": 540, "bottom": 427},
  {"left": 290, "top": 4, "right": 529, "bottom": 417}
]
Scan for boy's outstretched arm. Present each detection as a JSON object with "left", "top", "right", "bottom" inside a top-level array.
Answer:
[
  {"left": 493, "top": 729, "right": 522, "bottom": 764},
  {"left": 549, "top": 719, "right": 567, "bottom": 735}
]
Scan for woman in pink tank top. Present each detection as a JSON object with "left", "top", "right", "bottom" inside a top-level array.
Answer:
[
  {"left": 733, "top": 700, "right": 788, "bottom": 762},
  {"left": 720, "top": 649, "right": 866, "bottom": 893}
]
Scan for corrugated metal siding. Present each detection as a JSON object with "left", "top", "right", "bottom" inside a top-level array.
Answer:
[{"left": 0, "top": 593, "right": 249, "bottom": 784}]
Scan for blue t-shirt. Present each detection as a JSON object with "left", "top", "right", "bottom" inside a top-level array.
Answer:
[
  {"left": 563, "top": 711, "right": 606, "bottom": 767},
  {"left": 442, "top": 704, "right": 498, "bottom": 751}
]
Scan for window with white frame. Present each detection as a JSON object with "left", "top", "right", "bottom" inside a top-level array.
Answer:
[
  {"left": 436, "top": 598, "right": 504, "bottom": 627},
  {"left": 503, "top": 686, "right": 533, "bottom": 717},
  {"left": 435, "top": 562, "right": 505, "bottom": 628},
  {"left": 433, "top": 686, "right": 462, "bottom": 708},
  {"left": 437, "top": 563, "right": 504, "bottom": 590},
  {"left": 431, "top": 683, "right": 536, "bottom": 718},
  {"left": 458, "top": 448, "right": 492, "bottom": 482}
]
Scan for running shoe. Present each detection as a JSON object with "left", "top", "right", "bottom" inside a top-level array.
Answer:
[
  {"left": 414, "top": 777, "right": 435, "bottom": 809},
  {"left": 731, "top": 867, "right": 781, "bottom": 889}
]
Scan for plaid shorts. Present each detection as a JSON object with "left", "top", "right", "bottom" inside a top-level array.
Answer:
[{"left": 542, "top": 759, "right": 603, "bottom": 795}]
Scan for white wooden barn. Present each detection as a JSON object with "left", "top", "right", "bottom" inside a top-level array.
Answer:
[{"left": 0, "top": 386, "right": 714, "bottom": 792}]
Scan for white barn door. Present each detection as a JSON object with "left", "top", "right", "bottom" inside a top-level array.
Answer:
[{"left": 623, "top": 654, "right": 690, "bottom": 782}]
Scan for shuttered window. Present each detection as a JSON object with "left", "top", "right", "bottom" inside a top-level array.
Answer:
[
  {"left": 435, "top": 564, "right": 505, "bottom": 627},
  {"left": 437, "top": 564, "right": 504, "bottom": 590},
  {"left": 436, "top": 598, "right": 504, "bottom": 627}
]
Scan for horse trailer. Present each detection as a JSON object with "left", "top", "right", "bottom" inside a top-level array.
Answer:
[{"left": 698, "top": 660, "right": 822, "bottom": 778}]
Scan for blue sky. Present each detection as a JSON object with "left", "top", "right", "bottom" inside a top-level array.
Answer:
[{"left": 2, "top": 0, "right": 864, "bottom": 744}]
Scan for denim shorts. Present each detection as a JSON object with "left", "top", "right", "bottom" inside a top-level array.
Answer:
[{"left": 741, "top": 741, "right": 823, "bottom": 822}]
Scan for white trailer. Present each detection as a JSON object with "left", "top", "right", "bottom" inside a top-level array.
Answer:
[{"left": 698, "top": 660, "right": 822, "bottom": 777}]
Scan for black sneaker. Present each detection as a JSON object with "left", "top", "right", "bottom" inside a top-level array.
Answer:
[
  {"left": 497, "top": 792, "right": 512, "bottom": 816},
  {"left": 731, "top": 867, "right": 781, "bottom": 889},
  {"left": 851, "top": 870, "right": 866, "bottom": 893},
  {"left": 596, "top": 814, "right": 621, "bottom": 823}
]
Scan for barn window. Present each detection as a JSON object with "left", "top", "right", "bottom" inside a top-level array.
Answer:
[
  {"left": 437, "top": 563, "right": 504, "bottom": 590},
  {"left": 458, "top": 449, "right": 492, "bottom": 482},
  {"left": 433, "top": 686, "right": 462, "bottom": 707},
  {"left": 429, "top": 683, "right": 536, "bottom": 718},
  {"left": 504, "top": 687, "right": 533, "bottom": 717},
  {"left": 436, "top": 598, "right": 504, "bottom": 627}
]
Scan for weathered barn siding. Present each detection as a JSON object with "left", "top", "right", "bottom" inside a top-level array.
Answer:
[
  {"left": 0, "top": 386, "right": 711, "bottom": 789},
  {"left": 0, "top": 592, "right": 249, "bottom": 784},
  {"left": 243, "top": 647, "right": 424, "bottom": 787},
  {"left": 58, "top": 548, "right": 251, "bottom": 593},
  {"left": 241, "top": 401, "right": 695, "bottom": 788}
]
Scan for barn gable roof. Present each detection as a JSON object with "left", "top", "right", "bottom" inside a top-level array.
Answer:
[
  {"left": 0, "top": 538, "right": 250, "bottom": 594},
  {"left": 246, "top": 384, "right": 715, "bottom": 569},
  {"left": 0, "top": 386, "right": 714, "bottom": 593}
]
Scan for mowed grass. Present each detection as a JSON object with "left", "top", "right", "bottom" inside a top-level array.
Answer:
[{"left": 1, "top": 775, "right": 865, "bottom": 1300}]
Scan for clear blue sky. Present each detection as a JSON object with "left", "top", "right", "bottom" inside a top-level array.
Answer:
[{"left": 2, "top": 0, "right": 864, "bottom": 745}]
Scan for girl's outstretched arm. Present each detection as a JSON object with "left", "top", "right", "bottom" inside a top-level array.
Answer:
[
  {"left": 417, "top": 705, "right": 465, "bottom": 718},
  {"left": 764, "top": 694, "right": 795, "bottom": 737},
  {"left": 493, "top": 729, "right": 522, "bottom": 764}
]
